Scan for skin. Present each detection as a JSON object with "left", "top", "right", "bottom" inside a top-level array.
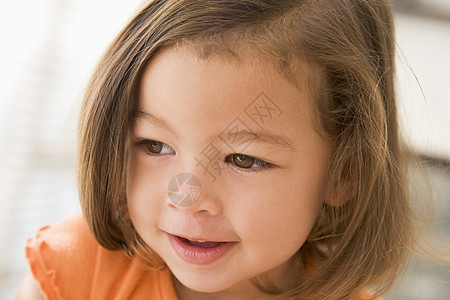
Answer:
[
  {"left": 126, "top": 45, "right": 331, "bottom": 300},
  {"left": 14, "top": 271, "right": 45, "bottom": 300}
]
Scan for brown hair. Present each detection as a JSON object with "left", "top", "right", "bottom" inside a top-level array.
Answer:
[{"left": 78, "top": 0, "right": 416, "bottom": 299}]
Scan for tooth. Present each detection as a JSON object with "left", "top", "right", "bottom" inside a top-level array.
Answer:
[{"left": 197, "top": 240, "right": 206, "bottom": 242}]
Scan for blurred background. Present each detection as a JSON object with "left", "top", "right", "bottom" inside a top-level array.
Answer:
[{"left": 0, "top": 0, "right": 448, "bottom": 299}]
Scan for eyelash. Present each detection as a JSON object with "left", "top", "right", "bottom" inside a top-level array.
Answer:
[
  {"left": 224, "top": 154, "right": 273, "bottom": 172},
  {"left": 136, "top": 139, "right": 175, "bottom": 156},
  {"left": 136, "top": 139, "right": 274, "bottom": 171}
]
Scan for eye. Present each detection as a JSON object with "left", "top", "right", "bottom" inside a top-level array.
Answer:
[
  {"left": 140, "top": 140, "right": 174, "bottom": 155},
  {"left": 226, "top": 154, "right": 272, "bottom": 170}
]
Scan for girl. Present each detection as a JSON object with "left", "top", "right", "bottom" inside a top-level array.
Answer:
[{"left": 16, "top": 0, "right": 419, "bottom": 299}]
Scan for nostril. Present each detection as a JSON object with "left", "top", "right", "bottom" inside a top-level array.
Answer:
[{"left": 167, "top": 201, "right": 177, "bottom": 209}]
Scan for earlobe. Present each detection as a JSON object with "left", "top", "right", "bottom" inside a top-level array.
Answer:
[{"left": 325, "top": 179, "right": 356, "bottom": 207}]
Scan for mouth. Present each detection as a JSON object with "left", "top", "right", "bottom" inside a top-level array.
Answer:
[
  {"left": 177, "top": 236, "right": 226, "bottom": 249},
  {"left": 168, "top": 234, "right": 236, "bottom": 265}
]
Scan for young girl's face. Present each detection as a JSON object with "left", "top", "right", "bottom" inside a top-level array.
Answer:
[{"left": 127, "top": 46, "right": 330, "bottom": 297}]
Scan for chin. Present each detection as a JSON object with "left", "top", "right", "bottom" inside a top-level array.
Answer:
[{"left": 173, "top": 270, "right": 241, "bottom": 294}]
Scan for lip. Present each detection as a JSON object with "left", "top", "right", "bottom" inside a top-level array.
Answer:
[{"left": 168, "top": 233, "right": 236, "bottom": 265}]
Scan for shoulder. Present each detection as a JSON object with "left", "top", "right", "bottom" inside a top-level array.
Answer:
[
  {"left": 26, "top": 214, "right": 100, "bottom": 283},
  {"left": 27, "top": 214, "right": 98, "bottom": 259},
  {"left": 25, "top": 214, "right": 102, "bottom": 299},
  {"left": 25, "top": 214, "right": 178, "bottom": 299}
]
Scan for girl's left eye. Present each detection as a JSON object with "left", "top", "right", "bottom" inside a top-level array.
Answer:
[
  {"left": 225, "top": 154, "right": 272, "bottom": 170},
  {"left": 140, "top": 140, "right": 175, "bottom": 155}
]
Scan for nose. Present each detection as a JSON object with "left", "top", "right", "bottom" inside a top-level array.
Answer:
[{"left": 166, "top": 171, "right": 222, "bottom": 215}]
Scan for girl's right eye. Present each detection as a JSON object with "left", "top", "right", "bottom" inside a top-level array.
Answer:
[{"left": 139, "top": 140, "right": 175, "bottom": 155}]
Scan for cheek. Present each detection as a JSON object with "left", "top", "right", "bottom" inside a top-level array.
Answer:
[
  {"left": 241, "top": 187, "right": 320, "bottom": 242},
  {"left": 126, "top": 155, "right": 169, "bottom": 230},
  {"left": 228, "top": 168, "right": 327, "bottom": 255}
]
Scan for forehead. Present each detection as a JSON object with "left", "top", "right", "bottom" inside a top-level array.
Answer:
[{"left": 136, "top": 45, "right": 321, "bottom": 146}]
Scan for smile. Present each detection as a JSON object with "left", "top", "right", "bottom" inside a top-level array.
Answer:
[
  {"left": 178, "top": 237, "right": 225, "bottom": 248},
  {"left": 168, "top": 234, "right": 237, "bottom": 265}
]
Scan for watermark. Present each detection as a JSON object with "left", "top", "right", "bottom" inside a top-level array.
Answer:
[
  {"left": 166, "top": 93, "right": 283, "bottom": 205},
  {"left": 167, "top": 173, "right": 202, "bottom": 207},
  {"left": 219, "top": 117, "right": 257, "bottom": 153},
  {"left": 193, "top": 92, "right": 283, "bottom": 182},
  {"left": 244, "top": 92, "right": 282, "bottom": 129},
  {"left": 194, "top": 141, "right": 228, "bottom": 182}
]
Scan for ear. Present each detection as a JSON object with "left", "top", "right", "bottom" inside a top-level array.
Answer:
[{"left": 325, "top": 179, "right": 356, "bottom": 207}]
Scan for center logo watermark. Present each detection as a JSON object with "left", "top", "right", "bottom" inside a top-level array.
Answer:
[{"left": 167, "top": 173, "right": 202, "bottom": 207}]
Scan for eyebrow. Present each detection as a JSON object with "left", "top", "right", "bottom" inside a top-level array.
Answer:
[
  {"left": 134, "top": 110, "right": 296, "bottom": 150},
  {"left": 134, "top": 110, "right": 178, "bottom": 138},
  {"left": 224, "top": 129, "right": 297, "bottom": 151}
]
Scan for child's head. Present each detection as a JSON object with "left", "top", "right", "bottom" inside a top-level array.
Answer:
[{"left": 78, "top": 0, "right": 411, "bottom": 298}]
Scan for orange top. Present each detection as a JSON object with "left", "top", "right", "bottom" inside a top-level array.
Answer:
[
  {"left": 26, "top": 214, "right": 381, "bottom": 300},
  {"left": 26, "top": 214, "right": 178, "bottom": 300}
]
